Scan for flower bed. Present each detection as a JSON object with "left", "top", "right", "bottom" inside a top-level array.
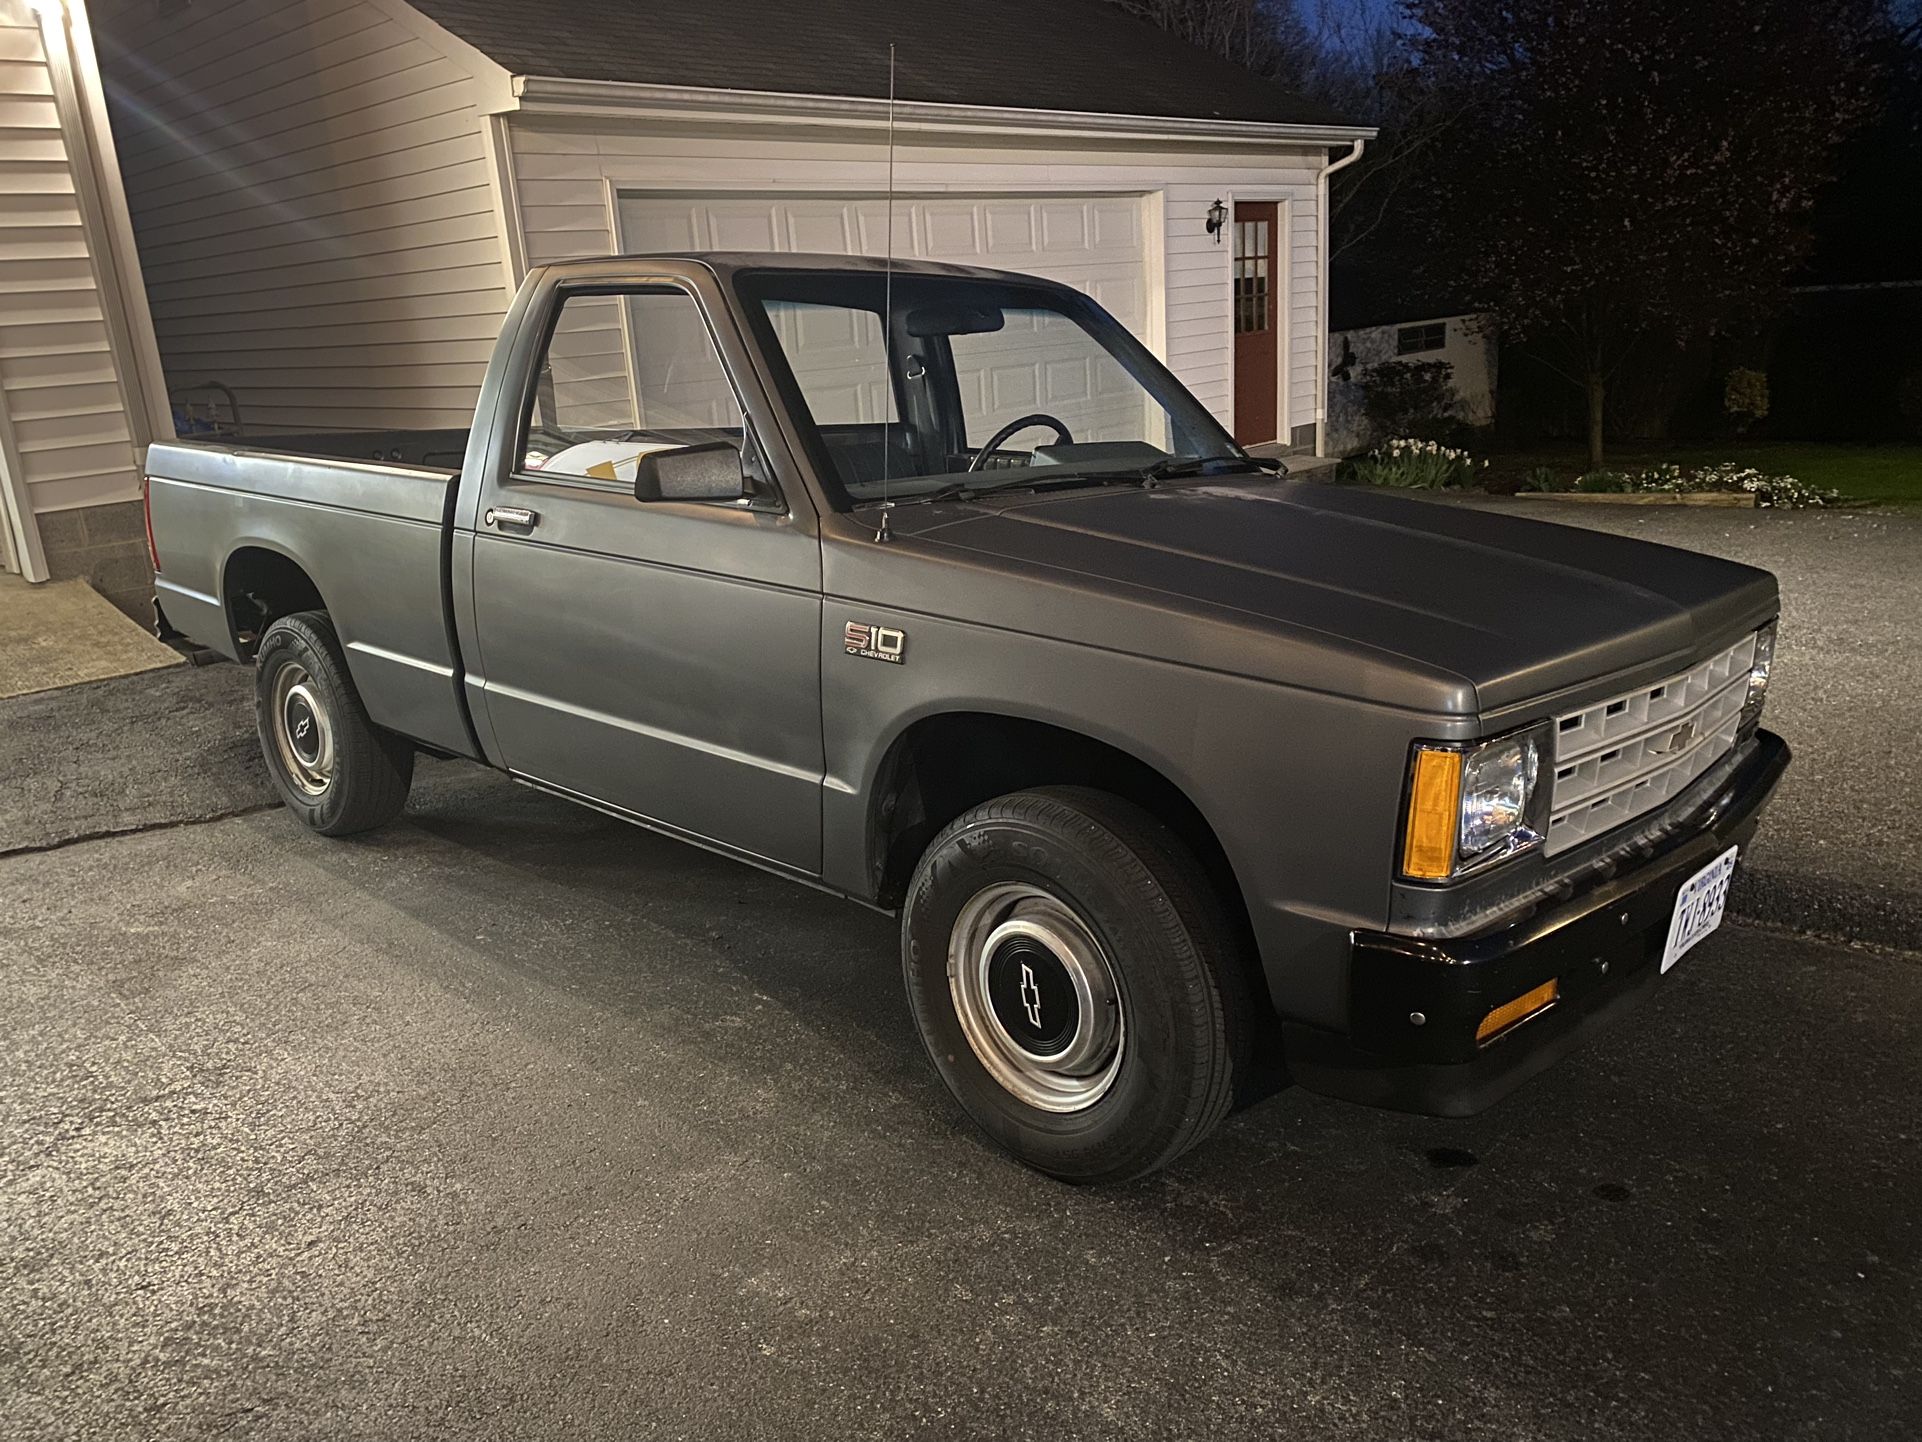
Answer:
[
  {"left": 1521, "top": 461, "right": 1840, "bottom": 509},
  {"left": 1341, "top": 438, "right": 1487, "bottom": 490}
]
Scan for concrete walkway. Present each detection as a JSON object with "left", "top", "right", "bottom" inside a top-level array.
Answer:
[{"left": 0, "top": 575, "right": 181, "bottom": 700}]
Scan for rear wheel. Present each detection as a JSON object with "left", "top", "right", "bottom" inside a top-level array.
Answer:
[
  {"left": 254, "top": 610, "right": 413, "bottom": 835},
  {"left": 902, "top": 786, "right": 1250, "bottom": 1183}
]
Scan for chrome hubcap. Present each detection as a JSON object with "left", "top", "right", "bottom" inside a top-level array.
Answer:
[
  {"left": 948, "top": 882, "right": 1124, "bottom": 1113},
  {"left": 270, "top": 661, "right": 334, "bottom": 796}
]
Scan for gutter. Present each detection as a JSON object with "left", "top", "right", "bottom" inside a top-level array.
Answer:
[
  {"left": 1314, "top": 138, "right": 1367, "bottom": 456},
  {"left": 511, "top": 75, "right": 1376, "bottom": 149}
]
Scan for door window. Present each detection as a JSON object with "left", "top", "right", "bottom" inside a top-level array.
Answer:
[
  {"left": 1234, "top": 219, "right": 1272, "bottom": 334},
  {"left": 524, "top": 287, "right": 745, "bottom": 487}
]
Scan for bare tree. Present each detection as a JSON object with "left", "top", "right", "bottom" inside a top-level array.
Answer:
[
  {"left": 1406, "top": 0, "right": 1887, "bottom": 467},
  {"left": 1107, "top": 0, "right": 1310, "bottom": 85},
  {"left": 1326, "top": 61, "right": 1475, "bottom": 260}
]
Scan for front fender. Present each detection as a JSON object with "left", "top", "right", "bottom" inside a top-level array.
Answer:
[{"left": 819, "top": 604, "right": 1421, "bottom": 1031}]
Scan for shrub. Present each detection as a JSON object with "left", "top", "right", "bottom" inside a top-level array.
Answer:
[
  {"left": 1518, "top": 465, "right": 1566, "bottom": 492},
  {"left": 1576, "top": 469, "right": 1631, "bottom": 493},
  {"left": 1897, "top": 371, "right": 1922, "bottom": 430},
  {"left": 1723, "top": 369, "right": 1770, "bottom": 432},
  {"left": 1344, "top": 437, "right": 1485, "bottom": 490},
  {"left": 1360, "top": 359, "right": 1460, "bottom": 441}
]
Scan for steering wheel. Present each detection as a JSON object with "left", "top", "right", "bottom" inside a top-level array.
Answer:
[{"left": 967, "top": 413, "right": 1075, "bottom": 472}]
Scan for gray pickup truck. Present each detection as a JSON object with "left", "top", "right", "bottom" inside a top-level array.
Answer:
[{"left": 146, "top": 253, "right": 1789, "bottom": 1182}]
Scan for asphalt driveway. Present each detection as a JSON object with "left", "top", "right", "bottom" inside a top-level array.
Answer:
[{"left": 3, "top": 757, "right": 1918, "bottom": 1441}]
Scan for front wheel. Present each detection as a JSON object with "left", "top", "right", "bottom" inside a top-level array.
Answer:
[
  {"left": 902, "top": 787, "right": 1250, "bottom": 1183},
  {"left": 254, "top": 610, "right": 413, "bottom": 836}
]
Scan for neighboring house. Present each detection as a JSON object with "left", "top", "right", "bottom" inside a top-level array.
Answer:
[
  {"left": 1325, "top": 313, "right": 1496, "bottom": 455},
  {"left": 0, "top": 0, "right": 1370, "bottom": 609},
  {"left": 1325, "top": 254, "right": 1495, "bottom": 455}
]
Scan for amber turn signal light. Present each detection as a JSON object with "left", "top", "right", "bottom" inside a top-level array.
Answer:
[
  {"left": 1476, "top": 979, "right": 1560, "bottom": 1045},
  {"left": 1402, "top": 746, "right": 1463, "bottom": 880}
]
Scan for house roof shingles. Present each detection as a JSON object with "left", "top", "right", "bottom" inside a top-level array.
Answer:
[{"left": 408, "top": 0, "right": 1350, "bottom": 128}]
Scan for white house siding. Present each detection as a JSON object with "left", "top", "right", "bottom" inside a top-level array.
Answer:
[
  {"left": 505, "top": 118, "right": 1326, "bottom": 442},
  {"left": 0, "top": 0, "right": 145, "bottom": 578},
  {"left": 91, "top": 0, "right": 509, "bottom": 434}
]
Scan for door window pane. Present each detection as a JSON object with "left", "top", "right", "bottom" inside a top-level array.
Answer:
[
  {"left": 1234, "top": 218, "right": 1271, "bottom": 335},
  {"left": 526, "top": 288, "right": 744, "bottom": 484}
]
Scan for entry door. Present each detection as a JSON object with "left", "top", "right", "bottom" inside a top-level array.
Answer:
[
  {"left": 1232, "top": 202, "right": 1281, "bottom": 445},
  {"left": 469, "top": 282, "right": 825, "bottom": 872}
]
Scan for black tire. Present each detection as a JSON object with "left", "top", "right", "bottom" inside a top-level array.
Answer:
[
  {"left": 902, "top": 786, "right": 1252, "bottom": 1184},
  {"left": 254, "top": 610, "right": 413, "bottom": 836}
]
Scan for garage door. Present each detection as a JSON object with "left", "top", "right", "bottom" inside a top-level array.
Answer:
[
  {"left": 616, "top": 193, "right": 1155, "bottom": 454},
  {"left": 618, "top": 194, "right": 1150, "bottom": 342}
]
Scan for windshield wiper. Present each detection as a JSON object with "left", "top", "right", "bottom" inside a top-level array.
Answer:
[
  {"left": 884, "top": 471, "right": 1160, "bottom": 508},
  {"left": 1132, "top": 454, "right": 1286, "bottom": 482},
  {"left": 867, "top": 455, "right": 1281, "bottom": 510}
]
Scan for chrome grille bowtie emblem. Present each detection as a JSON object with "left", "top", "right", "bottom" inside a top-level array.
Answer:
[{"left": 1656, "top": 721, "right": 1696, "bottom": 756}]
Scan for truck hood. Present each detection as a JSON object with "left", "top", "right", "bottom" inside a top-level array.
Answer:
[{"left": 889, "top": 478, "right": 1778, "bottom": 716}]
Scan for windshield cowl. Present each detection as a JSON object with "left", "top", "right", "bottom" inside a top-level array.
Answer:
[{"left": 850, "top": 455, "right": 1285, "bottom": 512}]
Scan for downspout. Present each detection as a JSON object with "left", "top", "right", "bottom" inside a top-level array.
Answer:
[{"left": 1314, "top": 138, "right": 1366, "bottom": 456}]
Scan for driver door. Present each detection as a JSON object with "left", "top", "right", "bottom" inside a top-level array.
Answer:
[{"left": 466, "top": 278, "right": 825, "bottom": 872}]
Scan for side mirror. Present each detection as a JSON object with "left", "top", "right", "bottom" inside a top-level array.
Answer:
[{"left": 632, "top": 440, "right": 747, "bottom": 504}]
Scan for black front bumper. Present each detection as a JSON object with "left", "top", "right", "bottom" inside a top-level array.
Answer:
[{"left": 1285, "top": 729, "right": 1791, "bottom": 1117}]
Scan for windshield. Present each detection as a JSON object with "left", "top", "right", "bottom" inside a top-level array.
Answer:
[{"left": 734, "top": 269, "right": 1247, "bottom": 510}]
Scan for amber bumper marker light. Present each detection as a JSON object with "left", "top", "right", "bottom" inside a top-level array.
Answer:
[
  {"left": 1402, "top": 746, "right": 1463, "bottom": 879},
  {"left": 1476, "top": 979, "right": 1560, "bottom": 1045}
]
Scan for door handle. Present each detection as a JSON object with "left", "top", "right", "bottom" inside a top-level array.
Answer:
[{"left": 483, "top": 506, "right": 538, "bottom": 531}]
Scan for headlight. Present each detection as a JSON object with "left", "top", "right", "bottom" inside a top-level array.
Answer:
[
  {"left": 1401, "top": 727, "right": 1548, "bottom": 881},
  {"left": 1740, "top": 620, "right": 1776, "bottom": 731},
  {"left": 1460, "top": 738, "right": 1540, "bottom": 857}
]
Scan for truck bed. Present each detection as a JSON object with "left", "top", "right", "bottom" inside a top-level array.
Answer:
[{"left": 146, "top": 436, "right": 474, "bottom": 757}]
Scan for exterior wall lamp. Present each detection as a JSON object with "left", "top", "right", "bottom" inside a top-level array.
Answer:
[{"left": 1206, "top": 198, "right": 1228, "bottom": 242}]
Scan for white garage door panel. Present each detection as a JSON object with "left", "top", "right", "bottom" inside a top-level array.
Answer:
[
  {"left": 619, "top": 193, "right": 1154, "bottom": 451},
  {"left": 619, "top": 193, "right": 1149, "bottom": 335}
]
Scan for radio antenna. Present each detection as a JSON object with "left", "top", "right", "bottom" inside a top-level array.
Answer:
[{"left": 876, "top": 42, "right": 897, "bottom": 543}]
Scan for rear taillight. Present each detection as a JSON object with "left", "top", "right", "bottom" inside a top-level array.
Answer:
[{"left": 142, "top": 475, "right": 160, "bottom": 573}]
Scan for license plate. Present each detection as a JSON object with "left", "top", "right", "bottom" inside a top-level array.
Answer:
[{"left": 1661, "top": 845, "right": 1739, "bottom": 973}]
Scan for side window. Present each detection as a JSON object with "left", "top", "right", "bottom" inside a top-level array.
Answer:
[
  {"left": 524, "top": 287, "right": 745, "bottom": 486},
  {"left": 1396, "top": 322, "right": 1447, "bottom": 355}
]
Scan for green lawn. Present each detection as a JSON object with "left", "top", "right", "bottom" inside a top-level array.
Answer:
[{"left": 1482, "top": 441, "right": 1922, "bottom": 506}]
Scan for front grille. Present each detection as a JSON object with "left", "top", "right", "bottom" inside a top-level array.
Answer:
[{"left": 1544, "top": 633, "right": 1757, "bottom": 856}]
